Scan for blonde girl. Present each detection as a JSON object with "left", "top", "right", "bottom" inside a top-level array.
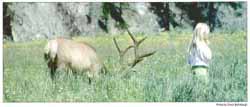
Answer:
[{"left": 188, "top": 23, "right": 212, "bottom": 84}]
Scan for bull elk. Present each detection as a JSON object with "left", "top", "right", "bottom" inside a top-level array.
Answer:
[{"left": 44, "top": 37, "right": 106, "bottom": 84}]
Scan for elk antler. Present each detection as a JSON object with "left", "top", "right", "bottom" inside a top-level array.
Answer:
[
  {"left": 113, "top": 37, "right": 133, "bottom": 64},
  {"left": 113, "top": 29, "right": 156, "bottom": 69},
  {"left": 129, "top": 51, "right": 156, "bottom": 68}
]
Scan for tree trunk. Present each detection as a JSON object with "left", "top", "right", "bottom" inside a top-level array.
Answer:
[
  {"left": 3, "top": 3, "right": 13, "bottom": 41},
  {"left": 208, "top": 2, "right": 216, "bottom": 32}
]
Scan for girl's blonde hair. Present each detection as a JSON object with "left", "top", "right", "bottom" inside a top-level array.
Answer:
[{"left": 188, "top": 23, "right": 210, "bottom": 53}]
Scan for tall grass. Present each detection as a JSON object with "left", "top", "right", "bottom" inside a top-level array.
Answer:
[{"left": 3, "top": 31, "right": 247, "bottom": 102}]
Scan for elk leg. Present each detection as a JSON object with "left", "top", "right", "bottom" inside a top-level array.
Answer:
[
  {"left": 50, "top": 64, "right": 57, "bottom": 80},
  {"left": 68, "top": 63, "right": 78, "bottom": 80},
  {"left": 72, "top": 71, "right": 78, "bottom": 80},
  {"left": 87, "top": 70, "right": 93, "bottom": 84},
  {"left": 48, "top": 60, "right": 57, "bottom": 81},
  {"left": 88, "top": 77, "right": 92, "bottom": 84},
  {"left": 50, "top": 68, "right": 56, "bottom": 80}
]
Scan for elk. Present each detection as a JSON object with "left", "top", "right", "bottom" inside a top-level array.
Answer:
[
  {"left": 44, "top": 37, "right": 106, "bottom": 84},
  {"left": 113, "top": 29, "right": 156, "bottom": 71}
]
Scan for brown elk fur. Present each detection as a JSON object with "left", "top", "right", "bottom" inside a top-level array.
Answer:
[{"left": 44, "top": 37, "right": 105, "bottom": 84}]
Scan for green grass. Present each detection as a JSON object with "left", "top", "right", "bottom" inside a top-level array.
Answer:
[{"left": 3, "top": 31, "right": 247, "bottom": 102}]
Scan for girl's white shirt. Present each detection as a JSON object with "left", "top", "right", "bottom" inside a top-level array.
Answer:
[{"left": 188, "top": 41, "right": 212, "bottom": 67}]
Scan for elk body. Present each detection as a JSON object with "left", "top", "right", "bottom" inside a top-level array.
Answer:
[{"left": 44, "top": 38, "right": 104, "bottom": 84}]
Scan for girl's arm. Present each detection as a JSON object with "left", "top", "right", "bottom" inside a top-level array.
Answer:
[{"left": 199, "top": 44, "right": 212, "bottom": 63}]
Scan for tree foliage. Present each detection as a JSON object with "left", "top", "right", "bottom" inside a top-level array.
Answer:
[
  {"left": 99, "top": 2, "right": 245, "bottom": 32},
  {"left": 99, "top": 3, "right": 130, "bottom": 32}
]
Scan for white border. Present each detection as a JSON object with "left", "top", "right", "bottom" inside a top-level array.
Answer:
[
  {"left": 0, "top": 0, "right": 249, "bottom": 107},
  {"left": 1, "top": 102, "right": 248, "bottom": 107},
  {"left": 247, "top": 0, "right": 249, "bottom": 105},
  {"left": 2, "top": 0, "right": 248, "bottom": 2},
  {"left": 0, "top": 102, "right": 220, "bottom": 107},
  {"left": 0, "top": 1, "right": 3, "bottom": 104}
]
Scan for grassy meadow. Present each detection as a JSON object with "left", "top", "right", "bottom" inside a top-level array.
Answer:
[{"left": 3, "top": 31, "right": 247, "bottom": 102}]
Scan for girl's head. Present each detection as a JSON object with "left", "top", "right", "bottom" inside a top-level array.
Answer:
[
  {"left": 188, "top": 23, "right": 210, "bottom": 53},
  {"left": 192, "top": 23, "right": 210, "bottom": 44}
]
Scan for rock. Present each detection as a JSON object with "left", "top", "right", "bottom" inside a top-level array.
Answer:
[
  {"left": 4, "top": 2, "right": 247, "bottom": 42},
  {"left": 6, "top": 3, "right": 161, "bottom": 41}
]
